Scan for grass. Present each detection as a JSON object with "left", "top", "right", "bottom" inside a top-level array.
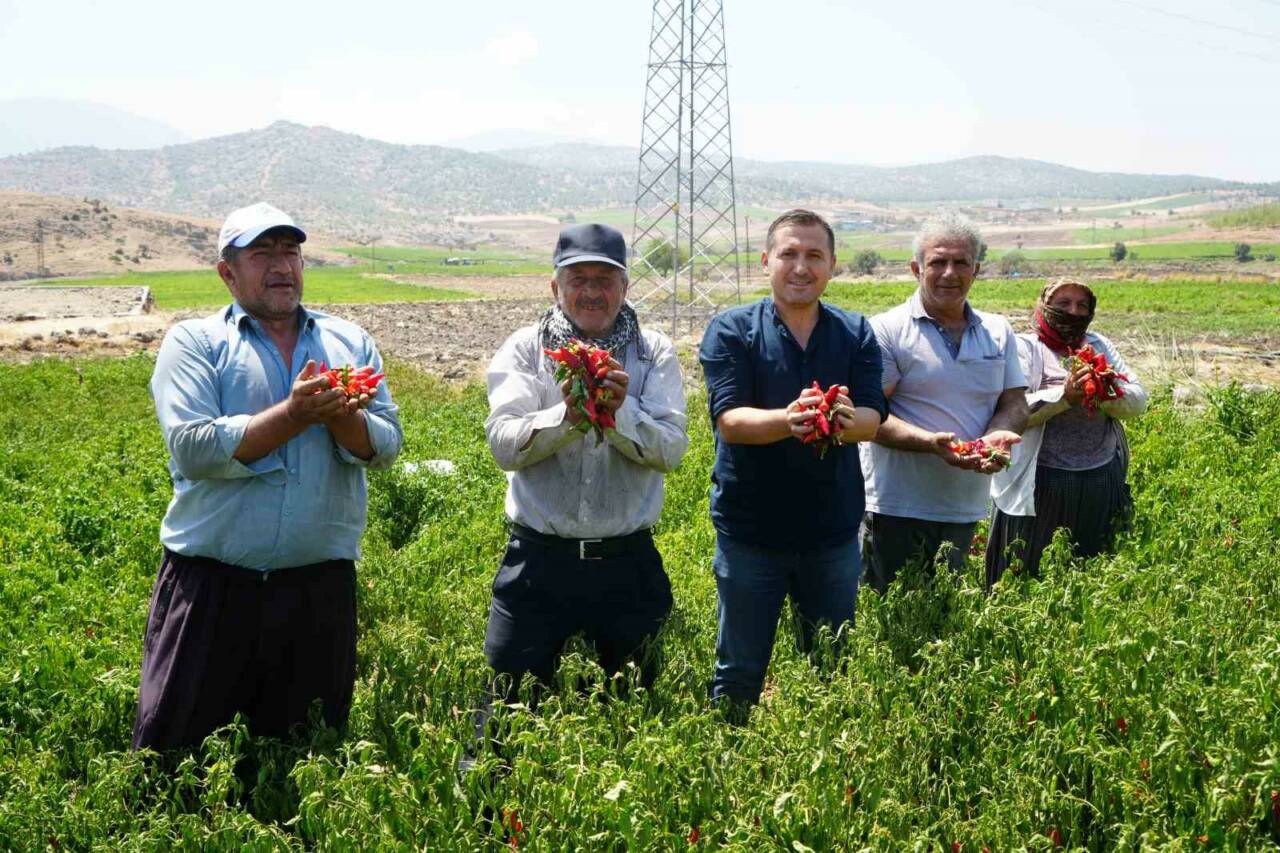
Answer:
[
  {"left": 337, "top": 246, "right": 547, "bottom": 277},
  {"left": 800, "top": 277, "right": 1280, "bottom": 339},
  {"left": 1, "top": 355, "right": 1280, "bottom": 847},
  {"left": 31, "top": 267, "right": 471, "bottom": 310},
  {"left": 1206, "top": 203, "right": 1280, "bottom": 230},
  {"left": 1071, "top": 225, "right": 1188, "bottom": 245}
]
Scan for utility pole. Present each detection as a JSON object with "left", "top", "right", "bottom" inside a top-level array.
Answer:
[
  {"left": 34, "top": 219, "right": 46, "bottom": 278},
  {"left": 631, "top": 0, "right": 741, "bottom": 338}
]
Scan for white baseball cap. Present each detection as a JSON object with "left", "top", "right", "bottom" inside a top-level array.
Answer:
[{"left": 217, "top": 202, "right": 307, "bottom": 255}]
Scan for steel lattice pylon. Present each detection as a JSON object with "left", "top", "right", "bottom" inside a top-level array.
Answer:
[{"left": 631, "top": 0, "right": 740, "bottom": 338}]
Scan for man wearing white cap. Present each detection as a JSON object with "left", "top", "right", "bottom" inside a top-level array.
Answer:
[{"left": 131, "top": 202, "right": 403, "bottom": 751}]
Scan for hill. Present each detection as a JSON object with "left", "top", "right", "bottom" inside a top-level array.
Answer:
[
  {"left": 0, "top": 98, "right": 188, "bottom": 158},
  {"left": 494, "top": 144, "right": 1265, "bottom": 204},
  {"left": 0, "top": 191, "right": 348, "bottom": 280},
  {"left": 0, "top": 122, "right": 633, "bottom": 243},
  {"left": 2, "top": 122, "right": 1274, "bottom": 242}
]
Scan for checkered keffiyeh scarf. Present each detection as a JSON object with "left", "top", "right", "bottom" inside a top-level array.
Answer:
[{"left": 537, "top": 302, "right": 646, "bottom": 361}]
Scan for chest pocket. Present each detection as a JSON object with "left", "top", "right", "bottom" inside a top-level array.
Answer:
[{"left": 957, "top": 355, "right": 1007, "bottom": 395}]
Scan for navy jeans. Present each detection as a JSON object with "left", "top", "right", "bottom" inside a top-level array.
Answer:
[{"left": 711, "top": 533, "right": 862, "bottom": 705}]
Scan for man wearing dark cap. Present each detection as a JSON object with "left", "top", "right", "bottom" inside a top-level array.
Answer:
[
  {"left": 132, "top": 202, "right": 402, "bottom": 751},
  {"left": 481, "top": 223, "right": 688, "bottom": 701}
]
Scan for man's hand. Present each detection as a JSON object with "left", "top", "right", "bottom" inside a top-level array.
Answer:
[
  {"left": 1063, "top": 363, "right": 1091, "bottom": 407},
  {"left": 596, "top": 357, "right": 629, "bottom": 416},
  {"left": 286, "top": 360, "right": 347, "bottom": 424},
  {"left": 971, "top": 430, "right": 1022, "bottom": 475},
  {"left": 828, "top": 385, "right": 856, "bottom": 432},
  {"left": 784, "top": 385, "right": 824, "bottom": 441},
  {"left": 930, "top": 431, "right": 981, "bottom": 470}
]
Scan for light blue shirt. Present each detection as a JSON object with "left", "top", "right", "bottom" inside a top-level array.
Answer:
[
  {"left": 151, "top": 303, "right": 403, "bottom": 570},
  {"left": 860, "top": 289, "right": 1026, "bottom": 523}
]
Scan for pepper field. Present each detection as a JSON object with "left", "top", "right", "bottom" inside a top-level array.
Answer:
[{"left": 2, "top": 353, "right": 1279, "bottom": 850}]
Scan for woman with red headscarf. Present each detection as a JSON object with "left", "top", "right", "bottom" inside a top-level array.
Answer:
[{"left": 985, "top": 278, "right": 1147, "bottom": 587}]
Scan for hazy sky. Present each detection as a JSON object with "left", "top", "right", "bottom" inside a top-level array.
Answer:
[{"left": 3, "top": 0, "right": 1278, "bottom": 180}]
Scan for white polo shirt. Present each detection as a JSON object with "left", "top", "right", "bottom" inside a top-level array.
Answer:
[{"left": 860, "top": 289, "right": 1026, "bottom": 523}]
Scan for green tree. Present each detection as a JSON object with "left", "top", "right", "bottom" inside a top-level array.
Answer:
[
  {"left": 1234, "top": 242, "right": 1253, "bottom": 262},
  {"left": 997, "top": 250, "right": 1029, "bottom": 276},
  {"left": 637, "top": 238, "right": 688, "bottom": 274},
  {"left": 849, "top": 249, "right": 883, "bottom": 276},
  {"left": 1109, "top": 242, "right": 1127, "bottom": 262}
]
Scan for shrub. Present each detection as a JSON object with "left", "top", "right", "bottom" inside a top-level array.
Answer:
[
  {"left": 848, "top": 250, "right": 883, "bottom": 276},
  {"left": 997, "top": 250, "right": 1030, "bottom": 275},
  {"left": 1109, "top": 242, "right": 1128, "bottom": 262},
  {"left": 1234, "top": 243, "right": 1253, "bottom": 262},
  {"left": 637, "top": 238, "right": 688, "bottom": 275}
]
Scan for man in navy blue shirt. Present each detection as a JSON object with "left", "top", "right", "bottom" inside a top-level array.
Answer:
[{"left": 698, "top": 209, "right": 886, "bottom": 718}]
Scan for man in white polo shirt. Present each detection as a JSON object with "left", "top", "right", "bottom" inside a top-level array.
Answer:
[{"left": 861, "top": 212, "right": 1028, "bottom": 593}]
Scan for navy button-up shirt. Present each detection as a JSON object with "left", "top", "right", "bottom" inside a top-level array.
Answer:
[
  {"left": 151, "top": 303, "right": 403, "bottom": 570},
  {"left": 699, "top": 298, "right": 886, "bottom": 549}
]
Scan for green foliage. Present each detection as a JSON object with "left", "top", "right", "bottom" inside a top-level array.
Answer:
[
  {"left": 996, "top": 249, "right": 1030, "bottom": 275},
  {"left": 848, "top": 249, "right": 883, "bottom": 276},
  {"left": 31, "top": 267, "right": 470, "bottom": 310},
  {"left": 1110, "top": 241, "right": 1128, "bottom": 262},
  {"left": 1206, "top": 202, "right": 1280, "bottom": 229},
  {"left": 1234, "top": 242, "right": 1253, "bottom": 263},
  {"left": 3, "top": 357, "right": 1280, "bottom": 847},
  {"left": 636, "top": 238, "right": 690, "bottom": 275}
]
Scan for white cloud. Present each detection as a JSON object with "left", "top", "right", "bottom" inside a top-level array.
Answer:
[{"left": 483, "top": 31, "right": 539, "bottom": 68}]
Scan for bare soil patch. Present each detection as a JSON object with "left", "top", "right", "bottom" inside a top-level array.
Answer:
[{"left": 1, "top": 289, "right": 1277, "bottom": 390}]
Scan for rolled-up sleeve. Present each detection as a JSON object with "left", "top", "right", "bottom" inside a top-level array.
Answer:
[
  {"left": 607, "top": 334, "right": 689, "bottom": 472},
  {"left": 850, "top": 318, "right": 888, "bottom": 421},
  {"left": 1096, "top": 334, "right": 1147, "bottom": 420},
  {"left": 485, "top": 330, "right": 583, "bottom": 471},
  {"left": 151, "top": 325, "right": 284, "bottom": 480},
  {"left": 699, "top": 314, "right": 753, "bottom": 422},
  {"left": 335, "top": 335, "right": 403, "bottom": 470}
]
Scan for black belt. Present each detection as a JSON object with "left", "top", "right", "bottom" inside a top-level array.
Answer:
[{"left": 510, "top": 523, "right": 653, "bottom": 561}]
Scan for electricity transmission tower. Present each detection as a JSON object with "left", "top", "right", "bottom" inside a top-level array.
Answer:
[{"left": 631, "top": 0, "right": 741, "bottom": 338}]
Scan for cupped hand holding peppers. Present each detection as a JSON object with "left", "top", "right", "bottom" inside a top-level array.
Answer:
[
  {"left": 285, "top": 360, "right": 353, "bottom": 424},
  {"left": 789, "top": 381, "right": 859, "bottom": 458},
  {"left": 1062, "top": 344, "right": 1128, "bottom": 416},
  {"left": 560, "top": 357, "right": 628, "bottom": 425},
  {"left": 545, "top": 340, "right": 627, "bottom": 440}
]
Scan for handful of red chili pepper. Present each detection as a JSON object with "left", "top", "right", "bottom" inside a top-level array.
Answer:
[
  {"left": 799, "top": 381, "right": 845, "bottom": 459},
  {"left": 1063, "top": 343, "right": 1128, "bottom": 417},
  {"left": 949, "top": 438, "right": 1011, "bottom": 469},
  {"left": 544, "top": 338, "right": 617, "bottom": 440},
  {"left": 318, "top": 362, "right": 385, "bottom": 402}
]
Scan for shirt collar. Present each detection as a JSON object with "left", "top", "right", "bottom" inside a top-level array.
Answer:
[
  {"left": 227, "top": 301, "right": 316, "bottom": 332},
  {"left": 908, "top": 288, "right": 979, "bottom": 328},
  {"left": 764, "top": 296, "right": 830, "bottom": 332}
]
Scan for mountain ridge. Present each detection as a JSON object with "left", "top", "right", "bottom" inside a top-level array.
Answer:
[{"left": 1, "top": 121, "right": 1272, "bottom": 241}]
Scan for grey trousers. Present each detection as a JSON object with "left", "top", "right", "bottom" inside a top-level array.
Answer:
[{"left": 859, "top": 512, "right": 976, "bottom": 594}]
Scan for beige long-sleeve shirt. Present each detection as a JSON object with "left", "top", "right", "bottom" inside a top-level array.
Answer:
[{"left": 485, "top": 325, "right": 688, "bottom": 538}]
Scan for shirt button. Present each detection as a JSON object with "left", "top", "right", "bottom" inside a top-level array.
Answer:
[
  {"left": 289, "top": 468, "right": 297, "bottom": 475},
  {"left": 283, "top": 509, "right": 291, "bottom": 517}
]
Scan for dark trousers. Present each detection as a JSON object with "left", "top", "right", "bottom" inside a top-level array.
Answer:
[
  {"left": 483, "top": 528, "right": 672, "bottom": 696},
  {"left": 860, "top": 512, "right": 976, "bottom": 594},
  {"left": 131, "top": 549, "right": 357, "bottom": 752},
  {"left": 711, "top": 533, "right": 861, "bottom": 706}
]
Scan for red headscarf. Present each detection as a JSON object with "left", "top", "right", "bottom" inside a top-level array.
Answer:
[{"left": 1033, "top": 278, "right": 1096, "bottom": 355}]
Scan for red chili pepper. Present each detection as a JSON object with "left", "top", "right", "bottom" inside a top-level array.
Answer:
[
  {"left": 547, "top": 339, "right": 617, "bottom": 440},
  {"left": 797, "top": 382, "right": 845, "bottom": 458}
]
